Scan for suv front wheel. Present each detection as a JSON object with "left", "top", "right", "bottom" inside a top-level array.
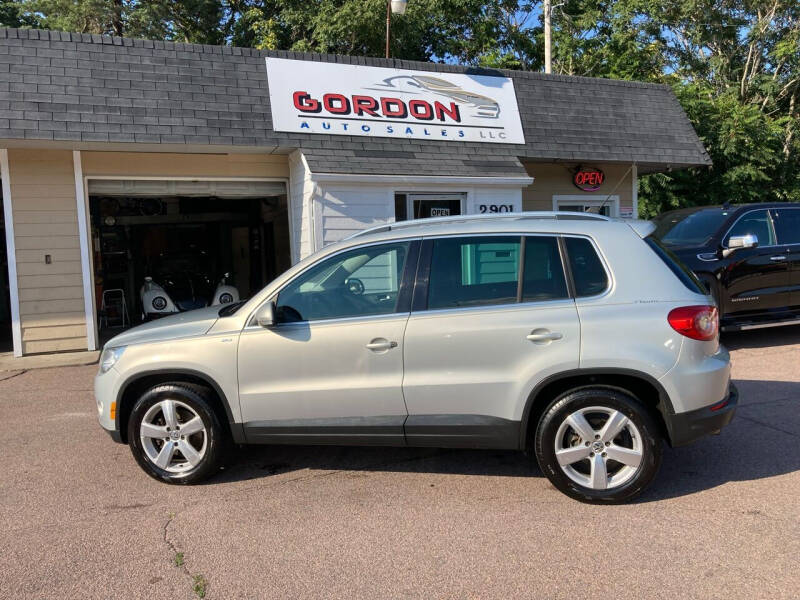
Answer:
[
  {"left": 534, "top": 388, "right": 662, "bottom": 503},
  {"left": 127, "top": 383, "right": 227, "bottom": 484}
]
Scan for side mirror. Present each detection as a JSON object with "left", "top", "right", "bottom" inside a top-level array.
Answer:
[
  {"left": 722, "top": 233, "right": 758, "bottom": 258},
  {"left": 255, "top": 301, "right": 276, "bottom": 328}
]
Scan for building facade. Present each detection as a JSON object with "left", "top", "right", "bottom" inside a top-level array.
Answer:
[{"left": 0, "top": 28, "right": 710, "bottom": 356}]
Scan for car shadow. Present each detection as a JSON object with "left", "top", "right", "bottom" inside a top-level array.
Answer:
[
  {"left": 722, "top": 324, "right": 800, "bottom": 350},
  {"left": 640, "top": 378, "right": 800, "bottom": 502},
  {"left": 214, "top": 444, "right": 540, "bottom": 484},
  {"left": 210, "top": 378, "right": 800, "bottom": 502}
]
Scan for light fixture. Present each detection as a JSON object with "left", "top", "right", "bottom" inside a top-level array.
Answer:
[{"left": 391, "top": 0, "right": 407, "bottom": 14}]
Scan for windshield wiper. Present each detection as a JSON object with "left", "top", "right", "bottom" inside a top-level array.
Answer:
[{"left": 218, "top": 301, "right": 245, "bottom": 317}]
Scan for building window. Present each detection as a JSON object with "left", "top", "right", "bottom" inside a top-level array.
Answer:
[
  {"left": 394, "top": 193, "right": 466, "bottom": 221},
  {"left": 553, "top": 195, "right": 619, "bottom": 218},
  {"left": 394, "top": 193, "right": 408, "bottom": 222}
]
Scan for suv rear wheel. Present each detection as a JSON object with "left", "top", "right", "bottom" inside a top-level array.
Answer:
[
  {"left": 534, "top": 387, "right": 662, "bottom": 503},
  {"left": 127, "top": 383, "right": 227, "bottom": 484}
]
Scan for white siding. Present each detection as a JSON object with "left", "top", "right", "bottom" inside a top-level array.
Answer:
[
  {"left": 288, "top": 151, "right": 315, "bottom": 261},
  {"left": 318, "top": 187, "right": 394, "bottom": 246},
  {"left": 288, "top": 152, "right": 528, "bottom": 264}
]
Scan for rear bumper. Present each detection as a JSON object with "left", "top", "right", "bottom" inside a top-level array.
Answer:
[{"left": 665, "top": 383, "right": 738, "bottom": 447}]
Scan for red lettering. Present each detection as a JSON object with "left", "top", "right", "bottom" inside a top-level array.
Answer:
[
  {"left": 323, "top": 93, "right": 351, "bottom": 114},
  {"left": 409, "top": 100, "right": 433, "bottom": 120},
  {"left": 293, "top": 91, "right": 320, "bottom": 113},
  {"left": 352, "top": 95, "right": 379, "bottom": 117},
  {"left": 573, "top": 170, "right": 605, "bottom": 190},
  {"left": 381, "top": 97, "right": 407, "bottom": 118},
  {"left": 433, "top": 101, "right": 461, "bottom": 123}
]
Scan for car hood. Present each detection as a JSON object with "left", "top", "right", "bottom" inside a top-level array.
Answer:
[{"left": 105, "top": 305, "right": 221, "bottom": 349}]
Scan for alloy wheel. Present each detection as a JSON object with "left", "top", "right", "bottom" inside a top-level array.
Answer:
[
  {"left": 139, "top": 399, "right": 208, "bottom": 473},
  {"left": 554, "top": 406, "right": 643, "bottom": 490}
]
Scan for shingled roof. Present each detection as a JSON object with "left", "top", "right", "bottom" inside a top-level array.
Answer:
[{"left": 0, "top": 27, "right": 711, "bottom": 176}]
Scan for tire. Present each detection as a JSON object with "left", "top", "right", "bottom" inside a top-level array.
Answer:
[
  {"left": 127, "top": 383, "right": 228, "bottom": 484},
  {"left": 534, "top": 387, "right": 662, "bottom": 503}
]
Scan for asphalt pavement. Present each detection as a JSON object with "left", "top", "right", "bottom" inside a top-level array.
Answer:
[{"left": 1, "top": 327, "right": 799, "bottom": 599}]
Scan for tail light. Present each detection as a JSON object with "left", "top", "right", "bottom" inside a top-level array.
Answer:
[{"left": 668, "top": 305, "right": 719, "bottom": 341}]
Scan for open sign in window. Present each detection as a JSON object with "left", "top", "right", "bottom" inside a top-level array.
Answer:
[{"left": 395, "top": 193, "right": 465, "bottom": 221}]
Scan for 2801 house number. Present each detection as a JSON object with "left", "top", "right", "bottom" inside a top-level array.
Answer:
[{"left": 478, "top": 204, "right": 515, "bottom": 213}]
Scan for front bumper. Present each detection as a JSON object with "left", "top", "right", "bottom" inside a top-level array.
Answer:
[
  {"left": 95, "top": 366, "right": 125, "bottom": 444},
  {"left": 665, "top": 383, "right": 738, "bottom": 447}
]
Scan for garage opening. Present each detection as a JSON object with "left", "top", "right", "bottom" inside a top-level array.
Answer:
[
  {"left": 0, "top": 191, "right": 12, "bottom": 353},
  {"left": 88, "top": 179, "right": 290, "bottom": 338}
]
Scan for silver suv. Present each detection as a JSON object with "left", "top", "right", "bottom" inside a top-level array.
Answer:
[{"left": 95, "top": 213, "right": 736, "bottom": 503}]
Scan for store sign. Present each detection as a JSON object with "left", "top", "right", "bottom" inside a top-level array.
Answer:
[
  {"left": 430, "top": 208, "right": 450, "bottom": 217},
  {"left": 265, "top": 58, "right": 525, "bottom": 144},
  {"left": 573, "top": 169, "right": 605, "bottom": 191}
]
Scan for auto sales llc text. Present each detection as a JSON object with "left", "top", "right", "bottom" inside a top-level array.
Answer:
[{"left": 297, "top": 120, "right": 508, "bottom": 140}]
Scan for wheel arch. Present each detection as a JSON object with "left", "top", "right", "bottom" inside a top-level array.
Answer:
[
  {"left": 115, "top": 369, "right": 244, "bottom": 444},
  {"left": 519, "top": 368, "right": 676, "bottom": 450}
]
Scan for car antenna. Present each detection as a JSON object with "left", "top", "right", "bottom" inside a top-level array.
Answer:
[{"left": 598, "top": 163, "right": 634, "bottom": 216}]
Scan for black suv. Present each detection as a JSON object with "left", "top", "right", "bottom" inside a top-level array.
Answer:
[{"left": 652, "top": 203, "right": 800, "bottom": 331}]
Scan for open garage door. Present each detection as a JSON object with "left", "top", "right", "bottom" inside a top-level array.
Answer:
[
  {"left": 0, "top": 191, "right": 12, "bottom": 353},
  {"left": 88, "top": 179, "right": 290, "bottom": 339}
]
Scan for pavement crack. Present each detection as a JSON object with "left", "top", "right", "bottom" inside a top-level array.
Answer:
[
  {"left": 735, "top": 413, "right": 800, "bottom": 438},
  {"left": 0, "top": 369, "right": 27, "bottom": 382},
  {"left": 162, "top": 512, "right": 210, "bottom": 598}
]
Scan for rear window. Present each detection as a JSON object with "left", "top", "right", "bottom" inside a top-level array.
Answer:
[
  {"left": 771, "top": 208, "right": 800, "bottom": 245},
  {"left": 645, "top": 236, "right": 706, "bottom": 294},
  {"left": 564, "top": 237, "right": 609, "bottom": 297}
]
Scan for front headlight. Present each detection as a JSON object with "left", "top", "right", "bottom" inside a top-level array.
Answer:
[{"left": 99, "top": 346, "right": 126, "bottom": 374}]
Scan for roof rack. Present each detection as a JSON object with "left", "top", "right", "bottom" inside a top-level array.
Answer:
[{"left": 343, "top": 211, "right": 610, "bottom": 240}]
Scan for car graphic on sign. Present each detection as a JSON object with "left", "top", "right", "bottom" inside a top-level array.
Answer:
[{"left": 369, "top": 75, "right": 501, "bottom": 119}]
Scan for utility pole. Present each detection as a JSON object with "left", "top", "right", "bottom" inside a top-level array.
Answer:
[
  {"left": 385, "top": 1, "right": 408, "bottom": 59},
  {"left": 385, "top": 1, "right": 391, "bottom": 59},
  {"left": 544, "top": 0, "right": 552, "bottom": 74}
]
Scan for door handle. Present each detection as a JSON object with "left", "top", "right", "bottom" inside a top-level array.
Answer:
[
  {"left": 770, "top": 255, "right": 787, "bottom": 261},
  {"left": 365, "top": 339, "right": 398, "bottom": 352},
  {"left": 527, "top": 329, "right": 563, "bottom": 343}
]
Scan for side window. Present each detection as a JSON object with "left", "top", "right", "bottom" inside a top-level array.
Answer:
[
  {"left": 427, "top": 236, "right": 520, "bottom": 309},
  {"left": 275, "top": 242, "right": 410, "bottom": 322},
  {"left": 522, "top": 236, "right": 569, "bottom": 302},
  {"left": 564, "top": 237, "right": 609, "bottom": 297},
  {"left": 726, "top": 210, "right": 775, "bottom": 246},
  {"left": 771, "top": 208, "right": 800, "bottom": 245}
]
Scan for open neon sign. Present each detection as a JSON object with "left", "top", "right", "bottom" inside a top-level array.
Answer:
[{"left": 573, "top": 169, "right": 605, "bottom": 191}]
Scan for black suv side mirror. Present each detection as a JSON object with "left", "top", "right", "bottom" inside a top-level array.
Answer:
[{"left": 722, "top": 233, "right": 758, "bottom": 258}]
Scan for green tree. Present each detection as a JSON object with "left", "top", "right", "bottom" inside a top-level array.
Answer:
[
  {"left": 3, "top": 0, "right": 799, "bottom": 215},
  {"left": 228, "top": 0, "right": 540, "bottom": 65},
  {"left": 6, "top": 0, "right": 224, "bottom": 43},
  {"left": 544, "top": 0, "right": 800, "bottom": 215}
]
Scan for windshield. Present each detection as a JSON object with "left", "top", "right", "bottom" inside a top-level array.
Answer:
[{"left": 652, "top": 209, "right": 731, "bottom": 246}]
